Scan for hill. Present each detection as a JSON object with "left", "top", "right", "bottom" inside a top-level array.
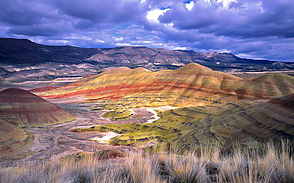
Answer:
[
  {"left": 41, "top": 64, "right": 294, "bottom": 108},
  {"left": 237, "top": 73, "right": 294, "bottom": 99},
  {"left": 0, "top": 119, "right": 30, "bottom": 154},
  {"left": 41, "top": 63, "right": 244, "bottom": 107},
  {"left": 166, "top": 93, "right": 294, "bottom": 148},
  {"left": 0, "top": 88, "right": 75, "bottom": 127}
]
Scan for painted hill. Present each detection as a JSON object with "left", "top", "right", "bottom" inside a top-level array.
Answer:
[
  {"left": 41, "top": 64, "right": 294, "bottom": 108},
  {"left": 0, "top": 119, "right": 29, "bottom": 154},
  {"left": 41, "top": 63, "right": 244, "bottom": 107},
  {"left": 237, "top": 73, "right": 294, "bottom": 99},
  {"left": 177, "top": 93, "right": 294, "bottom": 148},
  {"left": 0, "top": 88, "right": 74, "bottom": 127}
]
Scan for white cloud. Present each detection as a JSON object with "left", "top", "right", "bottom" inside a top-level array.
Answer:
[
  {"left": 199, "top": 0, "right": 237, "bottom": 8},
  {"left": 115, "top": 42, "right": 140, "bottom": 46},
  {"left": 217, "top": 0, "right": 237, "bottom": 9},
  {"left": 185, "top": 1, "right": 194, "bottom": 11},
  {"left": 170, "top": 46, "right": 187, "bottom": 50},
  {"left": 236, "top": 53, "right": 265, "bottom": 60},
  {"left": 146, "top": 8, "right": 169, "bottom": 24},
  {"left": 164, "top": 22, "right": 175, "bottom": 30},
  {"left": 66, "top": 35, "right": 91, "bottom": 40},
  {"left": 48, "top": 39, "right": 69, "bottom": 44},
  {"left": 113, "top": 37, "right": 124, "bottom": 41},
  {"left": 215, "top": 49, "right": 231, "bottom": 53},
  {"left": 95, "top": 39, "right": 105, "bottom": 43}
]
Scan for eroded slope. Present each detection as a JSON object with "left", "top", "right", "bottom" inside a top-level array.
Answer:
[{"left": 0, "top": 88, "right": 75, "bottom": 127}]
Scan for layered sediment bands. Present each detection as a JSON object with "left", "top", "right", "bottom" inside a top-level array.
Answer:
[
  {"left": 42, "top": 63, "right": 244, "bottom": 106},
  {"left": 237, "top": 73, "right": 294, "bottom": 99},
  {"left": 0, "top": 88, "right": 75, "bottom": 127},
  {"left": 177, "top": 94, "right": 294, "bottom": 147},
  {"left": 0, "top": 119, "right": 28, "bottom": 154},
  {"left": 29, "top": 86, "right": 58, "bottom": 92}
]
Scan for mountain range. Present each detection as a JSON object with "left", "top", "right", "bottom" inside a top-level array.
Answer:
[{"left": 1, "top": 38, "right": 294, "bottom": 86}]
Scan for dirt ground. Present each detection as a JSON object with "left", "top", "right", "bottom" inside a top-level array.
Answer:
[{"left": 0, "top": 102, "right": 155, "bottom": 166}]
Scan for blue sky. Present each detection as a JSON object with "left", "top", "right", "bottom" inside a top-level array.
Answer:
[{"left": 0, "top": 0, "right": 294, "bottom": 61}]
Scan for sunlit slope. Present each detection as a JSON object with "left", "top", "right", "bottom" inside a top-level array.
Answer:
[
  {"left": 0, "top": 119, "right": 29, "bottom": 154},
  {"left": 0, "top": 88, "right": 75, "bottom": 127},
  {"left": 42, "top": 63, "right": 243, "bottom": 106},
  {"left": 237, "top": 73, "right": 294, "bottom": 99}
]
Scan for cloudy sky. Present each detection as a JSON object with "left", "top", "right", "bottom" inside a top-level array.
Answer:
[{"left": 0, "top": 0, "right": 294, "bottom": 61}]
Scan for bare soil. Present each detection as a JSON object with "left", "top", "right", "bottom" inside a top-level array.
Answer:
[{"left": 0, "top": 102, "right": 154, "bottom": 166}]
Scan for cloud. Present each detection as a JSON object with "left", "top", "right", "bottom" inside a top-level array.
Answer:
[
  {"left": 52, "top": 0, "right": 145, "bottom": 24},
  {"left": 146, "top": 8, "right": 170, "bottom": 24},
  {"left": 185, "top": 1, "right": 194, "bottom": 11},
  {"left": 160, "top": 0, "right": 294, "bottom": 39},
  {"left": 0, "top": 0, "right": 293, "bottom": 61}
]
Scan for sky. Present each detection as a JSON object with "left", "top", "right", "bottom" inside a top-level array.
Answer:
[{"left": 0, "top": 0, "right": 294, "bottom": 61}]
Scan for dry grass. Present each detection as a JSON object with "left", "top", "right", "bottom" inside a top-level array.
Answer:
[{"left": 1, "top": 142, "right": 294, "bottom": 183}]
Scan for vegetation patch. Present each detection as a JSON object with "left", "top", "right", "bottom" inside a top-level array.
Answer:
[{"left": 101, "top": 110, "right": 133, "bottom": 120}]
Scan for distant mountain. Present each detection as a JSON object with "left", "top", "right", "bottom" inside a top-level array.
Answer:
[
  {"left": 0, "top": 38, "right": 294, "bottom": 78},
  {"left": 88, "top": 47, "right": 294, "bottom": 72},
  {"left": 0, "top": 38, "right": 98, "bottom": 65},
  {"left": 0, "top": 88, "right": 74, "bottom": 127}
]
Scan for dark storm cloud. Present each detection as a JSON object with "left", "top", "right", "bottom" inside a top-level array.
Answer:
[
  {"left": 160, "top": 0, "right": 294, "bottom": 38},
  {"left": 0, "top": 0, "right": 49, "bottom": 26},
  {"left": 52, "top": 0, "right": 145, "bottom": 24},
  {"left": 0, "top": 0, "right": 293, "bottom": 61},
  {"left": 0, "top": 0, "right": 146, "bottom": 36}
]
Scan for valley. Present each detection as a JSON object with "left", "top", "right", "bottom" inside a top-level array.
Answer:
[
  {"left": 0, "top": 59, "right": 294, "bottom": 183},
  {"left": 0, "top": 38, "right": 294, "bottom": 183},
  {"left": 0, "top": 101, "right": 156, "bottom": 166},
  {"left": 1, "top": 62, "right": 294, "bottom": 166},
  {"left": 0, "top": 0, "right": 293, "bottom": 180}
]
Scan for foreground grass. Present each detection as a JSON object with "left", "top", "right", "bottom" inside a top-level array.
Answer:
[{"left": 1, "top": 142, "right": 294, "bottom": 183}]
